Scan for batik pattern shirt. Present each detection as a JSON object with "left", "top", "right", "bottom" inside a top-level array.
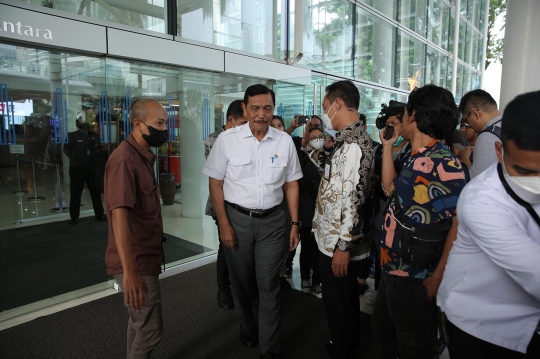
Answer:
[
  {"left": 308, "top": 122, "right": 375, "bottom": 259},
  {"left": 380, "top": 140, "right": 467, "bottom": 278},
  {"left": 204, "top": 127, "right": 225, "bottom": 217}
]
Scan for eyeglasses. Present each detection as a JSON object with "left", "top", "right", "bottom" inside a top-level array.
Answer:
[
  {"left": 461, "top": 110, "right": 474, "bottom": 127},
  {"left": 460, "top": 122, "right": 472, "bottom": 129}
]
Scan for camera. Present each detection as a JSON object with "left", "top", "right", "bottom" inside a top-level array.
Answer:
[{"left": 296, "top": 115, "right": 309, "bottom": 125}]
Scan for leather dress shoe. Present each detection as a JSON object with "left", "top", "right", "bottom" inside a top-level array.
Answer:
[
  {"left": 217, "top": 288, "right": 234, "bottom": 310},
  {"left": 70, "top": 219, "right": 78, "bottom": 225},
  {"left": 95, "top": 214, "right": 107, "bottom": 221},
  {"left": 260, "top": 353, "right": 278, "bottom": 359},
  {"left": 239, "top": 326, "right": 258, "bottom": 348}
]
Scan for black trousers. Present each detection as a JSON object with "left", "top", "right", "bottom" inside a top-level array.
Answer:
[
  {"left": 69, "top": 166, "right": 104, "bottom": 221},
  {"left": 448, "top": 320, "right": 540, "bottom": 359},
  {"left": 213, "top": 217, "right": 231, "bottom": 291},
  {"left": 371, "top": 272, "right": 437, "bottom": 359},
  {"left": 299, "top": 227, "right": 320, "bottom": 285},
  {"left": 319, "top": 252, "right": 360, "bottom": 359}
]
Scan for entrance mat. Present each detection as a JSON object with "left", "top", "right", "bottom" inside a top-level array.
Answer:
[{"left": 0, "top": 217, "right": 211, "bottom": 312}]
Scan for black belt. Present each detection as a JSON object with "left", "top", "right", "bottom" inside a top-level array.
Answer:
[{"left": 226, "top": 201, "right": 279, "bottom": 219}]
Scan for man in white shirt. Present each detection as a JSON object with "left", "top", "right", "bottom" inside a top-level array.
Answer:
[
  {"left": 458, "top": 89, "right": 501, "bottom": 178},
  {"left": 438, "top": 90, "right": 540, "bottom": 358},
  {"left": 203, "top": 84, "right": 302, "bottom": 359},
  {"left": 305, "top": 80, "right": 375, "bottom": 359}
]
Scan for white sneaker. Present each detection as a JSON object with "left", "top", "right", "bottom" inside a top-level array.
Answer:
[
  {"left": 311, "top": 284, "right": 322, "bottom": 299},
  {"left": 366, "top": 290, "right": 378, "bottom": 305},
  {"left": 301, "top": 280, "right": 312, "bottom": 293}
]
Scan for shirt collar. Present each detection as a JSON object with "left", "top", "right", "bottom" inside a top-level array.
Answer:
[
  {"left": 483, "top": 114, "right": 502, "bottom": 130},
  {"left": 240, "top": 122, "right": 275, "bottom": 140},
  {"left": 127, "top": 135, "right": 156, "bottom": 164},
  {"left": 411, "top": 139, "right": 439, "bottom": 156}
]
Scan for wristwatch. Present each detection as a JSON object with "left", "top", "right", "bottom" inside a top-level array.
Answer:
[{"left": 291, "top": 221, "right": 302, "bottom": 227}]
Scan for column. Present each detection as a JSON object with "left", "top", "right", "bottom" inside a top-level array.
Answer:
[{"left": 499, "top": 0, "right": 540, "bottom": 111}]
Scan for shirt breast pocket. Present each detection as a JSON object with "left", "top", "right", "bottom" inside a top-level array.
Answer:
[
  {"left": 227, "top": 158, "right": 251, "bottom": 181},
  {"left": 141, "top": 185, "right": 159, "bottom": 216},
  {"left": 264, "top": 159, "right": 288, "bottom": 185}
]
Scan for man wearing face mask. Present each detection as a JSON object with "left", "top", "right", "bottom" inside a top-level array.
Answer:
[
  {"left": 205, "top": 100, "right": 249, "bottom": 310},
  {"left": 437, "top": 91, "right": 540, "bottom": 358},
  {"left": 104, "top": 98, "right": 169, "bottom": 359},
  {"left": 304, "top": 80, "right": 374, "bottom": 359}
]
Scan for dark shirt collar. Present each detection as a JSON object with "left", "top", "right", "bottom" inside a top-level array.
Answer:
[
  {"left": 127, "top": 135, "right": 156, "bottom": 165},
  {"left": 335, "top": 121, "right": 360, "bottom": 141}
]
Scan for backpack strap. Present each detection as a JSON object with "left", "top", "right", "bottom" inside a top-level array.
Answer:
[
  {"left": 497, "top": 163, "right": 540, "bottom": 228},
  {"left": 479, "top": 120, "right": 502, "bottom": 140}
]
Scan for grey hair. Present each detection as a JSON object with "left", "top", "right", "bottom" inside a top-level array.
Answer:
[{"left": 130, "top": 97, "right": 159, "bottom": 123}]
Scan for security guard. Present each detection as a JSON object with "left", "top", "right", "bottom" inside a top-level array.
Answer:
[{"left": 63, "top": 122, "right": 106, "bottom": 224}]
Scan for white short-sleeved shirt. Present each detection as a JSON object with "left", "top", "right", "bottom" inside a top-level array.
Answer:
[
  {"left": 202, "top": 123, "right": 303, "bottom": 210},
  {"left": 437, "top": 163, "right": 540, "bottom": 353}
]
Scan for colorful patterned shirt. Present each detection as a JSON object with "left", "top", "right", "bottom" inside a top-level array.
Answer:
[{"left": 380, "top": 140, "right": 467, "bottom": 278}]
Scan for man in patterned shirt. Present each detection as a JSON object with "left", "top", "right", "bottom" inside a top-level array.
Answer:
[
  {"left": 372, "top": 85, "right": 468, "bottom": 359},
  {"left": 305, "top": 80, "right": 374, "bottom": 359},
  {"left": 204, "top": 99, "right": 248, "bottom": 310}
]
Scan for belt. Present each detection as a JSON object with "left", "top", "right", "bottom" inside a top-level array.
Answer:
[{"left": 226, "top": 201, "right": 279, "bottom": 219}]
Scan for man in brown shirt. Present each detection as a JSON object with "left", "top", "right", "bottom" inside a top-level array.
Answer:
[{"left": 104, "top": 98, "right": 169, "bottom": 359}]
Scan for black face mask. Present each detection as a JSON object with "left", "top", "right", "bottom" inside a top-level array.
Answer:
[{"left": 140, "top": 122, "right": 169, "bottom": 148}]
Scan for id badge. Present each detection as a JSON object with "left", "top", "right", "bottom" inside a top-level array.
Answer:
[{"left": 324, "top": 158, "right": 332, "bottom": 179}]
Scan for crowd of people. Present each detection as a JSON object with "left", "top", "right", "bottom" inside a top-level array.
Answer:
[{"left": 102, "top": 81, "right": 540, "bottom": 359}]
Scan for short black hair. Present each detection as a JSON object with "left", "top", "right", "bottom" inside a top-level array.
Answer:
[
  {"left": 459, "top": 89, "right": 498, "bottom": 115},
  {"left": 226, "top": 100, "right": 244, "bottom": 119},
  {"left": 244, "top": 84, "right": 276, "bottom": 106},
  {"left": 272, "top": 115, "right": 284, "bottom": 127},
  {"left": 308, "top": 127, "right": 324, "bottom": 135},
  {"left": 325, "top": 80, "right": 360, "bottom": 109},
  {"left": 406, "top": 85, "right": 458, "bottom": 140},
  {"left": 310, "top": 115, "right": 322, "bottom": 123},
  {"left": 502, "top": 90, "right": 540, "bottom": 151},
  {"left": 358, "top": 113, "right": 367, "bottom": 125},
  {"left": 375, "top": 100, "right": 406, "bottom": 129}
]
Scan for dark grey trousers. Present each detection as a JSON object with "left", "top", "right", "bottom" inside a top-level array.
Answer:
[
  {"left": 114, "top": 273, "right": 163, "bottom": 359},
  {"left": 224, "top": 205, "right": 286, "bottom": 355}
]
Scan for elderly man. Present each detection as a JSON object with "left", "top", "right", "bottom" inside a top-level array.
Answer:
[
  {"left": 203, "top": 84, "right": 302, "bottom": 359},
  {"left": 104, "top": 98, "right": 169, "bottom": 359}
]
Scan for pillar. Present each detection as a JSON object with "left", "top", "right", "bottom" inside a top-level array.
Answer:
[{"left": 499, "top": 0, "right": 540, "bottom": 111}]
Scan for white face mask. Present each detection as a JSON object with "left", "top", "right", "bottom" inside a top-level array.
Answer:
[
  {"left": 309, "top": 138, "right": 325, "bottom": 150},
  {"left": 502, "top": 150, "right": 540, "bottom": 204},
  {"left": 321, "top": 102, "right": 337, "bottom": 130}
]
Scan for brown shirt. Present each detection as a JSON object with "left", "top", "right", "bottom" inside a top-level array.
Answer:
[{"left": 104, "top": 135, "right": 164, "bottom": 276}]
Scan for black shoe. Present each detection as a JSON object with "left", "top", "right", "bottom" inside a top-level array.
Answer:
[
  {"left": 280, "top": 277, "right": 291, "bottom": 291},
  {"left": 70, "top": 219, "right": 78, "bottom": 225},
  {"left": 95, "top": 214, "right": 107, "bottom": 221},
  {"left": 239, "top": 326, "right": 258, "bottom": 348},
  {"left": 217, "top": 288, "right": 234, "bottom": 310},
  {"left": 284, "top": 265, "right": 292, "bottom": 278},
  {"left": 326, "top": 341, "right": 333, "bottom": 359},
  {"left": 260, "top": 353, "right": 278, "bottom": 359}
]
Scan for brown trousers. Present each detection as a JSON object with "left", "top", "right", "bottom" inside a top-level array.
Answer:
[{"left": 114, "top": 274, "right": 163, "bottom": 359}]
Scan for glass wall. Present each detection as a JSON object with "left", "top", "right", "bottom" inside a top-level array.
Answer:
[
  {"left": 395, "top": 30, "right": 426, "bottom": 91},
  {"left": 18, "top": 0, "right": 167, "bottom": 33},
  {"left": 398, "top": 0, "right": 428, "bottom": 37},
  {"left": 177, "top": 0, "right": 283, "bottom": 59}
]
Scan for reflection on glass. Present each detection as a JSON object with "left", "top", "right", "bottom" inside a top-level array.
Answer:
[
  {"left": 177, "top": 0, "right": 282, "bottom": 59},
  {"left": 426, "top": 46, "right": 448, "bottom": 88},
  {"left": 359, "top": 0, "right": 397, "bottom": 19},
  {"left": 395, "top": 30, "right": 426, "bottom": 91},
  {"left": 17, "top": 0, "right": 167, "bottom": 33},
  {"left": 428, "top": 0, "right": 451, "bottom": 50},
  {"left": 464, "top": 24, "right": 482, "bottom": 70},
  {"left": 454, "top": 63, "right": 464, "bottom": 103},
  {"left": 356, "top": 6, "right": 395, "bottom": 86},
  {"left": 298, "top": 0, "right": 355, "bottom": 78},
  {"left": 399, "top": 0, "right": 428, "bottom": 37}
]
